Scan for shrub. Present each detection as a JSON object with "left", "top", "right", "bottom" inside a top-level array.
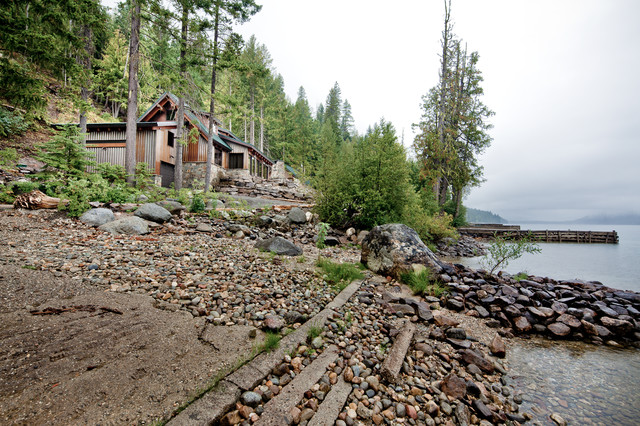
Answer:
[
  {"left": 96, "top": 162, "right": 127, "bottom": 183},
  {"left": 316, "top": 222, "right": 329, "bottom": 249},
  {"left": 481, "top": 234, "right": 541, "bottom": 275},
  {"left": 0, "top": 184, "right": 15, "bottom": 203},
  {"left": 0, "top": 108, "right": 29, "bottom": 138},
  {"left": 135, "top": 162, "right": 154, "bottom": 190},
  {"left": 189, "top": 192, "right": 205, "bottom": 213},
  {"left": 37, "top": 126, "right": 94, "bottom": 182},
  {"left": 0, "top": 148, "right": 19, "bottom": 168}
]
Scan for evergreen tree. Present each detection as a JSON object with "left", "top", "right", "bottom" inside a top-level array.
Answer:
[
  {"left": 340, "top": 99, "right": 355, "bottom": 141},
  {"left": 324, "top": 82, "right": 342, "bottom": 143}
]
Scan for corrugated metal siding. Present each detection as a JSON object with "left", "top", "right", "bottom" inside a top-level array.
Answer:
[
  {"left": 136, "top": 130, "right": 156, "bottom": 171},
  {"left": 89, "top": 147, "right": 126, "bottom": 168},
  {"left": 87, "top": 130, "right": 125, "bottom": 141}
]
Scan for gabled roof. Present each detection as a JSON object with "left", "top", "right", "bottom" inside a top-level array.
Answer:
[
  {"left": 139, "top": 92, "right": 231, "bottom": 152},
  {"left": 218, "top": 127, "right": 273, "bottom": 166}
]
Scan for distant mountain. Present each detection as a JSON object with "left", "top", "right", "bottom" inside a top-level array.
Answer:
[
  {"left": 573, "top": 213, "right": 640, "bottom": 225},
  {"left": 466, "top": 207, "right": 508, "bottom": 224}
]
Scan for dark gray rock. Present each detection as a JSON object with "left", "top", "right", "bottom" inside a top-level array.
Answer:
[
  {"left": 98, "top": 216, "right": 149, "bottom": 235},
  {"left": 135, "top": 203, "right": 172, "bottom": 223},
  {"left": 79, "top": 208, "right": 115, "bottom": 227},
  {"left": 254, "top": 236, "right": 302, "bottom": 256},
  {"left": 287, "top": 207, "right": 307, "bottom": 224},
  {"left": 361, "top": 223, "right": 444, "bottom": 279}
]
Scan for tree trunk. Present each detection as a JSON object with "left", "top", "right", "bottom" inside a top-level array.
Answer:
[
  {"left": 14, "top": 190, "right": 65, "bottom": 210},
  {"left": 250, "top": 84, "right": 255, "bottom": 145},
  {"left": 125, "top": 0, "right": 140, "bottom": 185},
  {"left": 174, "top": 7, "right": 189, "bottom": 191},
  {"left": 175, "top": 97, "right": 185, "bottom": 191},
  {"left": 260, "top": 105, "right": 264, "bottom": 152},
  {"left": 204, "top": 4, "right": 220, "bottom": 192}
]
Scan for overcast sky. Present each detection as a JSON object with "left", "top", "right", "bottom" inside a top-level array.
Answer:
[{"left": 233, "top": 0, "right": 640, "bottom": 222}]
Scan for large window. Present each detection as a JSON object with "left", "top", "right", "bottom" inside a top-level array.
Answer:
[{"left": 229, "top": 153, "right": 244, "bottom": 169}]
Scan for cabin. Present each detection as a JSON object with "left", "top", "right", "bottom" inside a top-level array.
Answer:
[{"left": 84, "top": 92, "right": 274, "bottom": 188}]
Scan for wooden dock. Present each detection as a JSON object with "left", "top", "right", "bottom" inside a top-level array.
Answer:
[{"left": 459, "top": 226, "right": 619, "bottom": 244}]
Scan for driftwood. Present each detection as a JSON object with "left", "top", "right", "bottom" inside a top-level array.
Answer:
[{"left": 13, "top": 190, "right": 65, "bottom": 210}]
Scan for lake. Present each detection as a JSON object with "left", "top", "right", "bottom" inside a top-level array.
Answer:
[{"left": 451, "top": 224, "right": 640, "bottom": 293}]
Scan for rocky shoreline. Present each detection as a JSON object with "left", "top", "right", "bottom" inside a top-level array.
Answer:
[{"left": 1, "top": 205, "right": 639, "bottom": 425}]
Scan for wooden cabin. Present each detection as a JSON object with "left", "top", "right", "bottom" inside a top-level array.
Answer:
[{"left": 85, "top": 92, "right": 274, "bottom": 187}]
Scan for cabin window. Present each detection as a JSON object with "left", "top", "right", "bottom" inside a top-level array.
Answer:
[
  {"left": 229, "top": 153, "right": 244, "bottom": 169},
  {"left": 215, "top": 149, "right": 222, "bottom": 166},
  {"left": 167, "top": 131, "right": 175, "bottom": 147}
]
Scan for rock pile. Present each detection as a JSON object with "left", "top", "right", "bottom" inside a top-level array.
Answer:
[
  {"left": 436, "top": 236, "right": 486, "bottom": 258},
  {"left": 442, "top": 265, "right": 640, "bottom": 346},
  {"left": 218, "top": 174, "right": 313, "bottom": 202}
]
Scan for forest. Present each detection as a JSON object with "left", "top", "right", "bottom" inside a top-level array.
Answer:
[{"left": 0, "top": 0, "right": 493, "bottom": 244}]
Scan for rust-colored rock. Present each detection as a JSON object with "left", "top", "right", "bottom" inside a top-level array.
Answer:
[
  {"left": 441, "top": 374, "right": 467, "bottom": 399},
  {"left": 489, "top": 334, "right": 506, "bottom": 358}
]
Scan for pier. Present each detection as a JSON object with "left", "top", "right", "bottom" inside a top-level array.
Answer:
[{"left": 459, "top": 224, "right": 619, "bottom": 244}]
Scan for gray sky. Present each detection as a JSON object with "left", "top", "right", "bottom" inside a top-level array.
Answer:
[{"left": 235, "top": 0, "right": 640, "bottom": 222}]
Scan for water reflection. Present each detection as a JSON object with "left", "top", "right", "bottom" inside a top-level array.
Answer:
[{"left": 506, "top": 337, "right": 640, "bottom": 425}]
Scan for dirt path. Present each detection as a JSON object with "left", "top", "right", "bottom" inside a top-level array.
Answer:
[{"left": 0, "top": 264, "right": 264, "bottom": 425}]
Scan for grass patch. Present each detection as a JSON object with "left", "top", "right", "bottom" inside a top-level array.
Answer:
[
  {"left": 316, "top": 256, "right": 364, "bottom": 291},
  {"left": 513, "top": 271, "right": 529, "bottom": 282},
  {"left": 307, "top": 326, "right": 322, "bottom": 341},
  {"left": 259, "top": 332, "right": 281, "bottom": 352},
  {"left": 400, "top": 269, "right": 449, "bottom": 297}
]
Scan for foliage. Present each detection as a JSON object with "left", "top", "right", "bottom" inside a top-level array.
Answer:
[
  {"left": 0, "top": 184, "right": 15, "bottom": 203},
  {"left": 401, "top": 190, "right": 457, "bottom": 244},
  {"left": 0, "top": 148, "right": 19, "bottom": 169},
  {"left": 37, "top": 126, "right": 94, "bottom": 183},
  {"left": 0, "top": 109, "right": 29, "bottom": 139},
  {"left": 412, "top": 1, "right": 493, "bottom": 218},
  {"left": 189, "top": 192, "right": 205, "bottom": 213},
  {"left": 135, "top": 162, "right": 154, "bottom": 190},
  {"left": 96, "top": 162, "right": 127, "bottom": 183},
  {"left": 316, "top": 257, "right": 364, "bottom": 291},
  {"left": 316, "top": 222, "right": 329, "bottom": 249},
  {"left": 54, "top": 174, "right": 137, "bottom": 217},
  {"left": 400, "top": 268, "right": 449, "bottom": 297},
  {"left": 512, "top": 271, "right": 529, "bottom": 282},
  {"left": 315, "top": 119, "right": 410, "bottom": 229},
  {"left": 481, "top": 234, "right": 542, "bottom": 275},
  {"left": 11, "top": 181, "right": 39, "bottom": 195}
]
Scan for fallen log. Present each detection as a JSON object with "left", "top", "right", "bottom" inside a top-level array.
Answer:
[{"left": 13, "top": 189, "right": 66, "bottom": 210}]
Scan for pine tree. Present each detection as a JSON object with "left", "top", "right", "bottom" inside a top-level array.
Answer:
[
  {"left": 324, "top": 82, "right": 342, "bottom": 144},
  {"left": 340, "top": 99, "right": 355, "bottom": 141}
]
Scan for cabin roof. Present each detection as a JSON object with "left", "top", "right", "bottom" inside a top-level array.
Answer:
[{"left": 139, "top": 92, "right": 231, "bottom": 152}]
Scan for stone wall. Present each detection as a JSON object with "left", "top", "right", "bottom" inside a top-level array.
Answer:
[{"left": 183, "top": 162, "right": 226, "bottom": 189}]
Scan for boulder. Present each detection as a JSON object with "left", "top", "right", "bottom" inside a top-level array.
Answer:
[
  {"left": 79, "top": 208, "right": 115, "bottom": 227},
  {"left": 155, "top": 200, "right": 187, "bottom": 215},
  {"left": 254, "top": 236, "right": 303, "bottom": 256},
  {"left": 360, "top": 223, "right": 444, "bottom": 279},
  {"left": 98, "top": 216, "right": 149, "bottom": 235},
  {"left": 287, "top": 207, "right": 307, "bottom": 224},
  {"left": 135, "top": 203, "right": 172, "bottom": 223}
]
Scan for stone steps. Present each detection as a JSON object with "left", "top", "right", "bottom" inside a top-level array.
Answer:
[
  {"left": 254, "top": 345, "right": 340, "bottom": 426},
  {"left": 167, "top": 280, "right": 363, "bottom": 425}
]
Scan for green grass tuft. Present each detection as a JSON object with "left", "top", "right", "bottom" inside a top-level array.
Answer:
[
  {"left": 316, "top": 257, "right": 364, "bottom": 291},
  {"left": 260, "top": 332, "right": 281, "bottom": 352},
  {"left": 400, "top": 269, "right": 448, "bottom": 297}
]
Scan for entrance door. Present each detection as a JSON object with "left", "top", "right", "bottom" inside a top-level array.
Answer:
[{"left": 160, "top": 161, "right": 175, "bottom": 188}]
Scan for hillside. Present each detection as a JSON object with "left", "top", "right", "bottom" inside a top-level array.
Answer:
[{"left": 465, "top": 207, "right": 507, "bottom": 224}]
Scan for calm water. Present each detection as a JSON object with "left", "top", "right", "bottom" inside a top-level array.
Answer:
[
  {"left": 507, "top": 338, "right": 640, "bottom": 426},
  {"left": 453, "top": 224, "right": 640, "bottom": 293}
]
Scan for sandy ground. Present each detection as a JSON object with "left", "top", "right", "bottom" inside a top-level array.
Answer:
[{"left": 0, "top": 262, "right": 266, "bottom": 425}]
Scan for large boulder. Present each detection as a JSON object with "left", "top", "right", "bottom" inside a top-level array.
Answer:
[
  {"left": 155, "top": 200, "right": 186, "bottom": 216},
  {"left": 79, "top": 208, "right": 115, "bottom": 227},
  {"left": 135, "top": 203, "right": 172, "bottom": 223},
  {"left": 98, "top": 216, "right": 149, "bottom": 235},
  {"left": 288, "top": 207, "right": 307, "bottom": 224},
  {"left": 360, "top": 223, "right": 444, "bottom": 279},
  {"left": 254, "top": 236, "right": 303, "bottom": 256}
]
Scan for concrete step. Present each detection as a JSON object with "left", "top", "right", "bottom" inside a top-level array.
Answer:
[
  {"left": 255, "top": 345, "right": 340, "bottom": 426},
  {"left": 307, "top": 374, "right": 352, "bottom": 426}
]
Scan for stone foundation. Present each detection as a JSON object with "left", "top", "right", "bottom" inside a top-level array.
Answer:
[{"left": 183, "top": 162, "right": 225, "bottom": 189}]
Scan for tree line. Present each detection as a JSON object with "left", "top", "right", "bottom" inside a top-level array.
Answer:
[{"left": 0, "top": 0, "right": 493, "bottom": 239}]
